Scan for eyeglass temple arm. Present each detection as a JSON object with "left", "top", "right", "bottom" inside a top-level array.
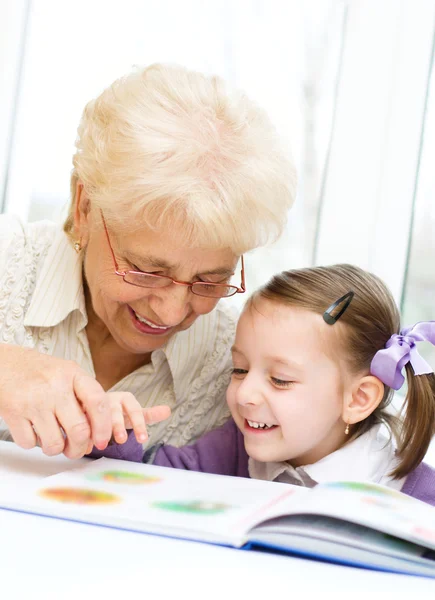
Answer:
[
  {"left": 240, "top": 255, "right": 246, "bottom": 292},
  {"left": 100, "top": 210, "right": 121, "bottom": 272}
]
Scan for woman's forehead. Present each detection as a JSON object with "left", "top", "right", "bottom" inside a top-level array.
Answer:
[{"left": 113, "top": 224, "right": 238, "bottom": 273}]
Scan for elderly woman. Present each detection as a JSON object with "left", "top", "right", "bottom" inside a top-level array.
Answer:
[{"left": 0, "top": 63, "right": 296, "bottom": 459}]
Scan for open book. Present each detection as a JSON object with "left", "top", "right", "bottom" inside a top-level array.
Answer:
[{"left": 0, "top": 456, "right": 434, "bottom": 578}]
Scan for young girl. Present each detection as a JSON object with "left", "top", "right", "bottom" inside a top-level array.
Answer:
[{"left": 93, "top": 264, "right": 435, "bottom": 505}]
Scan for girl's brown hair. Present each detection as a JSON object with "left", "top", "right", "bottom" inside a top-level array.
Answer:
[{"left": 253, "top": 264, "right": 435, "bottom": 479}]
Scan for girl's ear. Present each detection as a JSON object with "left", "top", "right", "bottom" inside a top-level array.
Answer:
[
  {"left": 73, "top": 181, "right": 92, "bottom": 246},
  {"left": 343, "top": 375, "right": 385, "bottom": 425}
]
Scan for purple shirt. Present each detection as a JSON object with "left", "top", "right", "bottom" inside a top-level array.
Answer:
[{"left": 90, "top": 419, "right": 435, "bottom": 506}]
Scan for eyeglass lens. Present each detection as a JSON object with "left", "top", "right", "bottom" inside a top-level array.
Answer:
[{"left": 123, "top": 272, "right": 237, "bottom": 297}]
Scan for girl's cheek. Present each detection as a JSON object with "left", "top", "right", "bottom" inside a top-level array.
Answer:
[{"left": 226, "top": 382, "right": 238, "bottom": 404}]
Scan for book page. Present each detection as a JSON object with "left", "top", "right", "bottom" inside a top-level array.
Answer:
[
  {"left": 248, "top": 525, "right": 435, "bottom": 578},
  {"left": 252, "top": 515, "right": 433, "bottom": 564},
  {"left": 0, "top": 457, "right": 302, "bottom": 546},
  {"left": 250, "top": 481, "right": 435, "bottom": 552}
]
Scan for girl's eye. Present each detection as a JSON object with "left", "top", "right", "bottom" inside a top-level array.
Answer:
[
  {"left": 271, "top": 377, "right": 293, "bottom": 388},
  {"left": 232, "top": 368, "right": 248, "bottom": 377}
]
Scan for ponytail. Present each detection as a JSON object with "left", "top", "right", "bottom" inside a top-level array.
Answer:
[
  {"left": 370, "top": 321, "right": 435, "bottom": 478},
  {"left": 391, "top": 368, "right": 435, "bottom": 478}
]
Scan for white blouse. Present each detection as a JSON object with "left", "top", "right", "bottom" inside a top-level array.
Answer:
[
  {"left": 0, "top": 215, "right": 238, "bottom": 448},
  {"left": 249, "top": 424, "right": 405, "bottom": 490}
]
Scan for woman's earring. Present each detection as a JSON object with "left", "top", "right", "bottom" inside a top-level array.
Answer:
[
  {"left": 74, "top": 240, "right": 82, "bottom": 253},
  {"left": 344, "top": 421, "right": 350, "bottom": 435}
]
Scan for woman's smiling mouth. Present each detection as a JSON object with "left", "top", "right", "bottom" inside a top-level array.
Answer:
[{"left": 128, "top": 306, "right": 173, "bottom": 335}]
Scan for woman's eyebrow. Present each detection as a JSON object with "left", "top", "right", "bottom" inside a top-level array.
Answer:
[
  {"left": 200, "top": 267, "right": 235, "bottom": 276},
  {"left": 126, "top": 252, "right": 234, "bottom": 276},
  {"left": 126, "top": 253, "right": 172, "bottom": 269}
]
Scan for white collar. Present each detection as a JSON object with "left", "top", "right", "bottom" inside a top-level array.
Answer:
[
  {"left": 249, "top": 424, "right": 404, "bottom": 489},
  {"left": 24, "top": 228, "right": 87, "bottom": 330}
]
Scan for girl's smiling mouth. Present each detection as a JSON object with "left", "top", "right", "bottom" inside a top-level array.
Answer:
[{"left": 245, "top": 419, "right": 278, "bottom": 431}]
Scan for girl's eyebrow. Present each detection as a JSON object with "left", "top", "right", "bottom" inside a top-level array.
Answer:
[
  {"left": 231, "top": 346, "right": 304, "bottom": 372},
  {"left": 268, "top": 356, "right": 304, "bottom": 372},
  {"left": 126, "top": 252, "right": 235, "bottom": 277}
]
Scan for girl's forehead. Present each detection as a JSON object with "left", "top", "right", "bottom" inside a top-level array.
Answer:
[
  {"left": 241, "top": 300, "right": 317, "bottom": 327},
  {"left": 238, "top": 301, "right": 334, "bottom": 358}
]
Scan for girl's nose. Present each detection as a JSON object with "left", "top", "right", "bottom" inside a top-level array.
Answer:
[{"left": 235, "top": 375, "right": 263, "bottom": 407}]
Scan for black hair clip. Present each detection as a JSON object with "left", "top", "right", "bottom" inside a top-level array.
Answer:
[{"left": 323, "top": 291, "right": 354, "bottom": 325}]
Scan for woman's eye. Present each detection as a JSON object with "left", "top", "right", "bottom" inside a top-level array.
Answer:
[
  {"left": 200, "top": 277, "right": 229, "bottom": 284},
  {"left": 132, "top": 265, "right": 160, "bottom": 275},
  {"left": 199, "top": 283, "right": 216, "bottom": 290},
  {"left": 232, "top": 368, "right": 248, "bottom": 377},
  {"left": 271, "top": 377, "right": 293, "bottom": 388}
]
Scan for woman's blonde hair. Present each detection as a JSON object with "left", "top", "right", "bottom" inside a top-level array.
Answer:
[
  {"left": 65, "top": 63, "right": 297, "bottom": 253},
  {"left": 251, "top": 264, "right": 435, "bottom": 479}
]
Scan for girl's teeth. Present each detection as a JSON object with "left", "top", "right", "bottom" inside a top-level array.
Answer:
[
  {"left": 134, "top": 311, "right": 169, "bottom": 329},
  {"left": 247, "top": 420, "right": 275, "bottom": 429}
]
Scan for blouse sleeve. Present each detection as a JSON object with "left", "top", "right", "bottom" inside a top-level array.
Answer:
[
  {"left": 88, "top": 432, "right": 144, "bottom": 463},
  {"left": 151, "top": 419, "right": 249, "bottom": 477}
]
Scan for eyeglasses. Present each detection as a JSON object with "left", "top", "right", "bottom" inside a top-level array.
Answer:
[{"left": 101, "top": 211, "right": 246, "bottom": 299}]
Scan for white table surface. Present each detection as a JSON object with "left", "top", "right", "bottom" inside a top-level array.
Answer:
[{"left": 0, "top": 441, "right": 434, "bottom": 600}]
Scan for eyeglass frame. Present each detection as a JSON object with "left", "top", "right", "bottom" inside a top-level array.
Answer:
[{"left": 100, "top": 211, "right": 246, "bottom": 298}]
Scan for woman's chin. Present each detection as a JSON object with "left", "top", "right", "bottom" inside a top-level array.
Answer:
[{"left": 111, "top": 328, "right": 171, "bottom": 356}]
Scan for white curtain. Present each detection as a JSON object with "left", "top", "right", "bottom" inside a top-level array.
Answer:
[{"left": 1, "top": 0, "right": 434, "bottom": 317}]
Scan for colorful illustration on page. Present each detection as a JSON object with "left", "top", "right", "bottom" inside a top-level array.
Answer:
[
  {"left": 151, "top": 500, "right": 233, "bottom": 515},
  {"left": 325, "top": 481, "right": 412, "bottom": 501},
  {"left": 86, "top": 470, "right": 162, "bottom": 485},
  {"left": 39, "top": 487, "right": 121, "bottom": 505},
  {"left": 324, "top": 481, "right": 414, "bottom": 514}
]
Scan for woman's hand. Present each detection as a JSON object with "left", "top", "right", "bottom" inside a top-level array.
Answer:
[
  {"left": 107, "top": 392, "right": 171, "bottom": 445},
  {"left": 0, "top": 344, "right": 113, "bottom": 458}
]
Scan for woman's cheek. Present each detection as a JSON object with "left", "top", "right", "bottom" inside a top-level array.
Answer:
[
  {"left": 195, "top": 297, "right": 220, "bottom": 316},
  {"left": 105, "top": 281, "right": 148, "bottom": 304}
]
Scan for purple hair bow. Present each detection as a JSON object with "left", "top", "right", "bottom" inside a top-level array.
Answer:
[{"left": 370, "top": 321, "right": 435, "bottom": 390}]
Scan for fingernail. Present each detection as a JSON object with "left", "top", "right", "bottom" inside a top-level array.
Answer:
[
  {"left": 96, "top": 440, "right": 108, "bottom": 450},
  {"left": 138, "top": 433, "right": 147, "bottom": 443}
]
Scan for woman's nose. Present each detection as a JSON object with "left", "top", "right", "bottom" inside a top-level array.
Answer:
[{"left": 148, "top": 285, "right": 191, "bottom": 326}]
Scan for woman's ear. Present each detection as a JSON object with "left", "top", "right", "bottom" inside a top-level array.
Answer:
[
  {"left": 343, "top": 375, "right": 385, "bottom": 425},
  {"left": 73, "top": 181, "right": 91, "bottom": 246}
]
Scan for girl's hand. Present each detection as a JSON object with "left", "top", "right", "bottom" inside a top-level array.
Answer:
[{"left": 106, "top": 391, "right": 171, "bottom": 446}]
